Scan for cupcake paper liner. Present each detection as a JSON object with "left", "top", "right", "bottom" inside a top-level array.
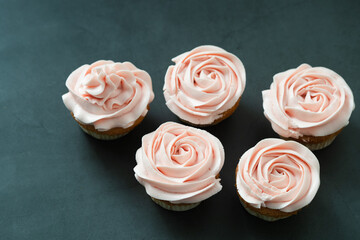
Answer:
[
  {"left": 302, "top": 135, "right": 337, "bottom": 151},
  {"left": 79, "top": 125, "right": 127, "bottom": 140},
  {"left": 151, "top": 198, "right": 201, "bottom": 211},
  {"left": 281, "top": 133, "right": 338, "bottom": 151},
  {"left": 239, "top": 198, "right": 289, "bottom": 222}
]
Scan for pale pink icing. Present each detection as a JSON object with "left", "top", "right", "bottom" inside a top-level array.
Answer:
[
  {"left": 62, "top": 60, "right": 154, "bottom": 131},
  {"left": 164, "top": 45, "right": 246, "bottom": 125},
  {"left": 236, "top": 138, "right": 320, "bottom": 212},
  {"left": 263, "top": 64, "right": 355, "bottom": 138},
  {"left": 134, "top": 122, "right": 224, "bottom": 204}
]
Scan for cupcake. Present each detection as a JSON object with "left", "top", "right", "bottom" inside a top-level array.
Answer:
[
  {"left": 62, "top": 60, "right": 154, "bottom": 140},
  {"left": 262, "top": 64, "right": 355, "bottom": 150},
  {"left": 163, "top": 45, "right": 246, "bottom": 127},
  {"left": 134, "top": 122, "right": 224, "bottom": 211},
  {"left": 236, "top": 138, "right": 320, "bottom": 221}
]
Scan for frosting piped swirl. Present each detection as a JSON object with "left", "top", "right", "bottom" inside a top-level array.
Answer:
[
  {"left": 236, "top": 138, "right": 320, "bottom": 212},
  {"left": 62, "top": 60, "right": 154, "bottom": 131},
  {"left": 262, "top": 64, "right": 355, "bottom": 138},
  {"left": 134, "top": 122, "right": 224, "bottom": 203},
  {"left": 164, "top": 45, "right": 246, "bottom": 125}
]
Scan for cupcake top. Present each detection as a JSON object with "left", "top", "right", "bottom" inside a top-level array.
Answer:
[
  {"left": 262, "top": 64, "right": 355, "bottom": 138},
  {"left": 236, "top": 138, "right": 320, "bottom": 212},
  {"left": 164, "top": 45, "right": 246, "bottom": 125},
  {"left": 134, "top": 122, "right": 224, "bottom": 204},
  {"left": 62, "top": 60, "right": 154, "bottom": 131}
]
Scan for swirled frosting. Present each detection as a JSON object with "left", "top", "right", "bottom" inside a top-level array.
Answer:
[
  {"left": 62, "top": 60, "right": 154, "bottom": 131},
  {"left": 236, "top": 138, "right": 320, "bottom": 212},
  {"left": 263, "top": 64, "right": 355, "bottom": 138},
  {"left": 164, "top": 45, "right": 246, "bottom": 125},
  {"left": 134, "top": 122, "right": 224, "bottom": 204}
]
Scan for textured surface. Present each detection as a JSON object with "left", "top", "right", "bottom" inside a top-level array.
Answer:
[{"left": 1, "top": 0, "right": 359, "bottom": 239}]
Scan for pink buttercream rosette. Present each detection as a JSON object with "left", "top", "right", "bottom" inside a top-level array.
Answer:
[
  {"left": 236, "top": 138, "right": 320, "bottom": 217},
  {"left": 134, "top": 122, "right": 224, "bottom": 208},
  {"left": 62, "top": 60, "right": 154, "bottom": 131},
  {"left": 262, "top": 64, "right": 355, "bottom": 139},
  {"left": 164, "top": 45, "right": 246, "bottom": 126}
]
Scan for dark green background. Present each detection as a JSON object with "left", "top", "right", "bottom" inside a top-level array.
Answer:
[{"left": 1, "top": 0, "right": 359, "bottom": 239}]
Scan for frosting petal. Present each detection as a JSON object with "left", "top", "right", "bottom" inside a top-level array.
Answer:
[
  {"left": 262, "top": 64, "right": 355, "bottom": 138},
  {"left": 62, "top": 60, "right": 154, "bottom": 131},
  {"left": 236, "top": 138, "right": 320, "bottom": 212},
  {"left": 164, "top": 45, "right": 246, "bottom": 125},
  {"left": 134, "top": 122, "right": 225, "bottom": 204}
]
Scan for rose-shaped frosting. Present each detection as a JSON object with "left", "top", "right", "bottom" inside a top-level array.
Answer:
[
  {"left": 263, "top": 64, "right": 355, "bottom": 138},
  {"left": 164, "top": 45, "right": 246, "bottom": 125},
  {"left": 236, "top": 138, "right": 320, "bottom": 212},
  {"left": 62, "top": 60, "right": 154, "bottom": 131},
  {"left": 134, "top": 122, "right": 224, "bottom": 203}
]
